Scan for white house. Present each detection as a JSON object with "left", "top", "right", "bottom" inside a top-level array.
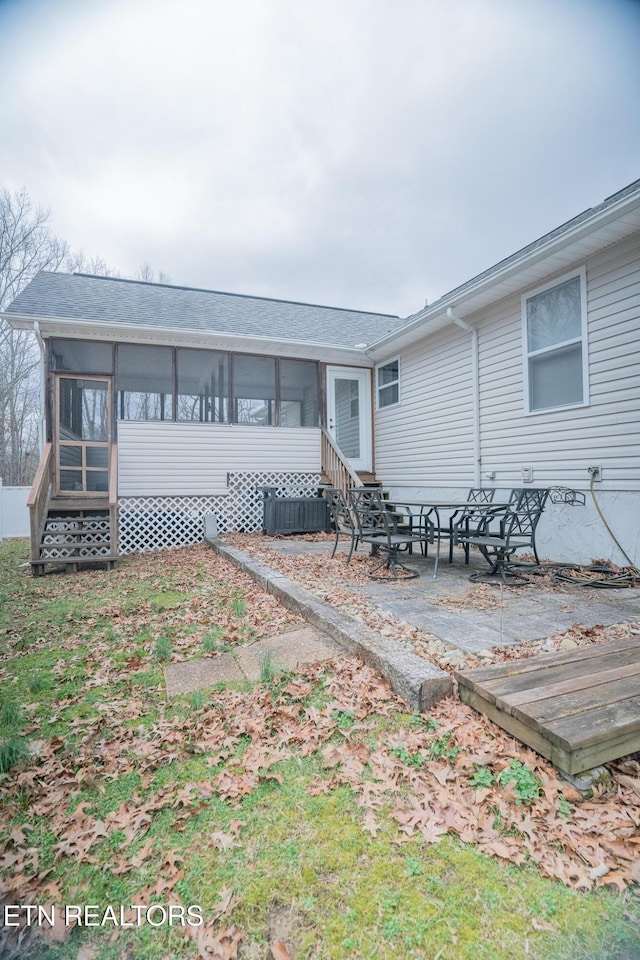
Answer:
[
  {"left": 368, "top": 179, "right": 640, "bottom": 568},
  {"left": 4, "top": 177, "right": 640, "bottom": 572}
]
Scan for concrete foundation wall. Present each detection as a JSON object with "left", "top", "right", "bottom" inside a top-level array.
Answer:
[{"left": 385, "top": 484, "right": 639, "bottom": 568}]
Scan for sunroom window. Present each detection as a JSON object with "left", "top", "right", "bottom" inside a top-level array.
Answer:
[
  {"left": 232, "top": 355, "right": 276, "bottom": 424},
  {"left": 177, "top": 348, "right": 229, "bottom": 422},
  {"left": 523, "top": 269, "right": 587, "bottom": 412},
  {"left": 117, "top": 344, "right": 173, "bottom": 420},
  {"left": 51, "top": 338, "right": 113, "bottom": 374},
  {"left": 376, "top": 357, "right": 400, "bottom": 408},
  {"left": 279, "top": 359, "right": 319, "bottom": 427}
]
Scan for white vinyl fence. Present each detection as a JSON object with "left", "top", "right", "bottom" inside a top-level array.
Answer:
[{"left": 0, "top": 482, "right": 31, "bottom": 541}]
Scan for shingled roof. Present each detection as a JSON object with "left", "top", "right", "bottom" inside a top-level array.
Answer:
[{"left": 4, "top": 271, "right": 401, "bottom": 349}]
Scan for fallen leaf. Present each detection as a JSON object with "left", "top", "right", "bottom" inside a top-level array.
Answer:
[{"left": 271, "top": 940, "right": 291, "bottom": 960}]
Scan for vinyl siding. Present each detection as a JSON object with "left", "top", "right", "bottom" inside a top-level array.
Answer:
[
  {"left": 118, "top": 422, "right": 321, "bottom": 496},
  {"left": 374, "top": 232, "right": 640, "bottom": 493},
  {"left": 374, "top": 325, "right": 475, "bottom": 486},
  {"left": 478, "top": 233, "right": 640, "bottom": 490}
]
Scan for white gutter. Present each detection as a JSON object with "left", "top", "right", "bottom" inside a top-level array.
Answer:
[
  {"left": 2, "top": 314, "right": 374, "bottom": 366},
  {"left": 33, "top": 321, "right": 46, "bottom": 454},
  {"left": 447, "top": 308, "right": 481, "bottom": 488}
]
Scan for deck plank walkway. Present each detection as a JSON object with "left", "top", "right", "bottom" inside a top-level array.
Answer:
[{"left": 453, "top": 635, "right": 640, "bottom": 775}]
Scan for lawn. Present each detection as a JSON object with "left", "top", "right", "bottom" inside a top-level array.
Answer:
[{"left": 0, "top": 538, "right": 639, "bottom": 960}]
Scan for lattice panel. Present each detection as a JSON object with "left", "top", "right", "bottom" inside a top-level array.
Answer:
[
  {"left": 118, "top": 495, "right": 222, "bottom": 555},
  {"left": 117, "top": 471, "right": 322, "bottom": 555},
  {"left": 225, "top": 471, "right": 322, "bottom": 533}
]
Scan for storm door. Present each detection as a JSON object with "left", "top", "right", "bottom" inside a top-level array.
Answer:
[
  {"left": 326, "top": 367, "right": 372, "bottom": 472},
  {"left": 55, "top": 375, "right": 112, "bottom": 495}
]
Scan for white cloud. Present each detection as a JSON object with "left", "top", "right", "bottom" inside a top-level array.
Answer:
[{"left": 1, "top": 0, "right": 638, "bottom": 314}]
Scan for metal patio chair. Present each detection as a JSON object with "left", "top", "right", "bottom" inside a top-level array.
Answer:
[
  {"left": 460, "top": 501, "right": 547, "bottom": 586},
  {"left": 448, "top": 487, "right": 497, "bottom": 563},
  {"left": 456, "top": 487, "right": 551, "bottom": 567},
  {"left": 349, "top": 488, "right": 432, "bottom": 579},
  {"left": 506, "top": 488, "right": 551, "bottom": 565},
  {"left": 325, "top": 487, "right": 360, "bottom": 562}
]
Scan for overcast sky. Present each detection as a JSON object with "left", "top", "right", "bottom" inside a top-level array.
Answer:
[{"left": 1, "top": 0, "right": 639, "bottom": 317}]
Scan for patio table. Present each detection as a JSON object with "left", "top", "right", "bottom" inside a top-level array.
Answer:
[{"left": 385, "top": 499, "right": 508, "bottom": 578}]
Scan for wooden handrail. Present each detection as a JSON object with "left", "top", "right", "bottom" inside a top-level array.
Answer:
[
  {"left": 27, "top": 442, "right": 52, "bottom": 508},
  {"left": 27, "top": 443, "right": 53, "bottom": 564},
  {"left": 320, "top": 428, "right": 361, "bottom": 495}
]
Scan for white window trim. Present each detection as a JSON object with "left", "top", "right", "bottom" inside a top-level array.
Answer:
[
  {"left": 375, "top": 356, "right": 401, "bottom": 410},
  {"left": 521, "top": 266, "right": 589, "bottom": 415}
]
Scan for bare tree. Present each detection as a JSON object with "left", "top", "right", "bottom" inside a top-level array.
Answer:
[
  {"left": 66, "top": 251, "right": 120, "bottom": 278},
  {"left": 1, "top": 188, "right": 170, "bottom": 484},
  {"left": 0, "top": 190, "right": 72, "bottom": 484},
  {"left": 136, "top": 262, "right": 172, "bottom": 284}
]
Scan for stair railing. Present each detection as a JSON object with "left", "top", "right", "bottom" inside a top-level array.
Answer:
[
  {"left": 27, "top": 442, "right": 53, "bottom": 563},
  {"left": 109, "top": 444, "right": 118, "bottom": 557},
  {"left": 320, "top": 428, "right": 360, "bottom": 495}
]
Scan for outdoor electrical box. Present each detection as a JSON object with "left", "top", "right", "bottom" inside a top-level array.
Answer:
[{"left": 521, "top": 466, "right": 534, "bottom": 483}]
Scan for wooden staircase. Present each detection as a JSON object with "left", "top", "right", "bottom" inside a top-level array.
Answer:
[
  {"left": 320, "top": 429, "right": 383, "bottom": 494},
  {"left": 28, "top": 444, "right": 119, "bottom": 576},
  {"left": 320, "top": 429, "right": 411, "bottom": 526},
  {"left": 35, "top": 502, "right": 117, "bottom": 575},
  {"left": 355, "top": 471, "right": 380, "bottom": 487}
]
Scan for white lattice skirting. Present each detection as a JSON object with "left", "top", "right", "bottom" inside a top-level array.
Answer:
[{"left": 118, "top": 471, "right": 322, "bottom": 554}]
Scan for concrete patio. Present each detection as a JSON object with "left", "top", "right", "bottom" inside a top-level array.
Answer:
[
  {"left": 261, "top": 536, "right": 640, "bottom": 655},
  {"left": 203, "top": 533, "right": 640, "bottom": 717}
]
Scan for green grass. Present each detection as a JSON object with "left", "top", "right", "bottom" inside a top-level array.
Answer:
[{"left": 0, "top": 538, "right": 638, "bottom": 960}]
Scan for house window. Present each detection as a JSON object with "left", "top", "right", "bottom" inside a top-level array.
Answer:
[
  {"left": 523, "top": 269, "right": 587, "bottom": 413},
  {"left": 376, "top": 357, "right": 400, "bottom": 408},
  {"left": 279, "top": 360, "right": 319, "bottom": 427},
  {"left": 177, "top": 349, "right": 229, "bottom": 422},
  {"left": 117, "top": 344, "right": 174, "bottom": 420},
  {"left": 232, "top": 355, "right": 276, "bottom": 424}
]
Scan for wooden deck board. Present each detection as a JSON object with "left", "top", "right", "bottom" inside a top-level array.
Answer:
[
  {"left": 454, "top": 636, "right": 640, "bottom": 775},
  {"left": 471, "top": 643, "right": 640, "bottom": 701}
]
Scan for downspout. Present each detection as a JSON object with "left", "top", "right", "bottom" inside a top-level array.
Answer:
[
  {"left": 33, "top": 321, "right": 46, "bottom": 454},
  {"left": 446, "top": 308, "right": 481, "bottom": 488}
]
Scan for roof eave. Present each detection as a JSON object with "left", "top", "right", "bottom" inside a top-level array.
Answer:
[{"left": 1, "top": 313, "right": 374, "bottom": 366}]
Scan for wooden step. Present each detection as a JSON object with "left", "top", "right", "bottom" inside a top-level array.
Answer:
[
  {"left": 35, "top": 499, "right": 117, "bottom": 573},
  {"left": 356, "top": 472, "right": 380, "bottom": 486},
  {"left": 48, "top": 496, "right": 110, "bottom": 511},
  {"left": 31, "top": 555, "right": 118, "bottom": 576}
]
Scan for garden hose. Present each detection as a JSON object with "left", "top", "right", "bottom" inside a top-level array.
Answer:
[
  {"left": 582, "top": 475, "right": 640, "bottom": 586},
  {"left": 588, "top": 475, "right": 639, "bottom": 572},
  {"left": 551, "top": 564, "right": 638, "bottom": 589}
]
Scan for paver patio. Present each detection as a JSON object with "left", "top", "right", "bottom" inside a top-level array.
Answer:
[{"left": 260, "top": 536, "right": 640, "bottom": 655}]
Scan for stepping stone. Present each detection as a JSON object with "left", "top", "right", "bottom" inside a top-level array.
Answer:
[
  {"left": 164, "top": 628, "right": 341, "bottom": 697},
  {"left": 235, "top": 626, "right": 341, "bottom": 681},
  {"left": 164, "top": 653, "right": 243, "bottom": 699}
]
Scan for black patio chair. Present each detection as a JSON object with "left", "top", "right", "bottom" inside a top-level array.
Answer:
[
  {"left": 457, "top": 487, "right": 550, "bottom": 567},
  {"left": 349, "top": 488, "right": 432, "bottom": 580},
  {"left": 325, "top": 487, "right": 359, "bottom": 562},
  {"left": 448, "top": 487, "right": 496, "bottom": 563},
  {"left": 505, "top": 488, "right": 550, "bottom": 564},
  {"left": 460, "top": 501, "right": 547, "bottom": 586}
]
